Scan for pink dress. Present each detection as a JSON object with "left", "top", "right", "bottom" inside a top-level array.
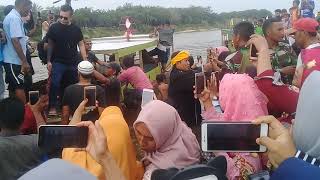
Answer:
[{"left": 202, "top": 74, "right": 269, "bottom": 180}]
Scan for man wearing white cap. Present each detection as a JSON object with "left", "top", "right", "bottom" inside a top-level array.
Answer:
[{"left": 61, "top": 61, "right": 106, "bottom": 124}]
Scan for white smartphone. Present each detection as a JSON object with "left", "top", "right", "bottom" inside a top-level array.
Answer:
[
  {"left": 201, "top": 122, "right": 268, "bottom": 152},
  {"left": 141, "top": 89, "right": 154, "bottom": 107}
]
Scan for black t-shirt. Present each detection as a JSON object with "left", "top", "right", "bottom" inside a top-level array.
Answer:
[
  {"left": 62, "top": 84, "right": 106, "bottom": 121},
  {"left": 168, "top": 68, "right": 202, "bottom": 127},
  {"left": 47, "top": 22, "right": 83, "bottom": 65}
]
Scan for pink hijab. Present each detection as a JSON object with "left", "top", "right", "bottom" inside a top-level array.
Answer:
[
  {"left": 134, "top": 100, "right": 200, "bottom": 169},
  {"left": 202, "top": 74, "right": 268, "bottom": 180},
  {"left": 204, "top": 74, "right": 268, "bottom": 121}
]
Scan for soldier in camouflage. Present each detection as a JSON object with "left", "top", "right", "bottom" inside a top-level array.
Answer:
[{"left": 263, "top": 18, "right": 298, "bottom": 84}]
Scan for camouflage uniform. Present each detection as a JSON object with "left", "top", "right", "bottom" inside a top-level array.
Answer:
[{"left": 270, "top": 42, "right": 297, "bottom": 84}]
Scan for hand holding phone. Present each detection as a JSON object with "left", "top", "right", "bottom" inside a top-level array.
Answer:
[
  {"left": 38, "top": 125, "right": 88, "bottom": 149},
  {"left": 201, "top": 122, "right": 268, "bottom": 152},
  {"left": 250, "top": 44, "right": 258, "bottom": 61},
  {"left": 84, "top": 86, "right": 96, "bottom": 111},
  {"left": 29, "top": 91, "right": 39, "bottom": 105}
]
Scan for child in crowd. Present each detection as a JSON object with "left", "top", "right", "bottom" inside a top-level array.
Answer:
[{"left": 153, "top": 74, "right": 168, "bottom": 102}]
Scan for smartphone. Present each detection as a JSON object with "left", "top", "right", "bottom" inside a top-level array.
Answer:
[
  {"left": 38, "top": 125, "right": 88, "bottom": 149},
  {"left": 84, "top": 86, "right": 96, "bottom": 110},
  {"left": 29, "top": 91, "right": 39, "bottom": 105},
  {"left": 201, "top": 122, "right": 268, "bottom": 152},
  {"left": 250, "top": 44, "right": 258, "bottom": 60},
  {"left": 141, "top": 89, "right": 154, "bottom": 107},
  {"left": 195, "top": 73, "right": 206, "bottom": 95}
]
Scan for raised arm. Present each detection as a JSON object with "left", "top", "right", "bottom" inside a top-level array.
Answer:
[{"left": 246, "top": 34, "right": 272, "bottom": 75}]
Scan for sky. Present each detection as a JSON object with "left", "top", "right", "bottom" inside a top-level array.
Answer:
[{"left": 1, "top": 0, "right": 319, "bottom": 14}]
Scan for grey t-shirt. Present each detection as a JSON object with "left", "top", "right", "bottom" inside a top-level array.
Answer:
[
  {"left": 0, "top": 134, "right": 44, "bottom": 180},
  {"left": 158, "top": 28, "right": 175, "bottom": 47}
]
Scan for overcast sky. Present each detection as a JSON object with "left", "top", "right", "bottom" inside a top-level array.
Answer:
[{"left": 1, "top": 0, "right": 319, "bottom": 13}]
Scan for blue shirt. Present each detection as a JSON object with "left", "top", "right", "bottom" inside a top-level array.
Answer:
[
  {"left": 271, "top": 158, "right": 320, "bottom": 180},
  {"left": 3, "top": 9, "right": 27, "bottom": 65},
  {"left": 0, "top": 43, "right": 3, "bottom": 62}
]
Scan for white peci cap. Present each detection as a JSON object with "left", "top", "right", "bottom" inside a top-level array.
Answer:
[{"left": 78, "top": 61, "right": 94, "bottom": 75}]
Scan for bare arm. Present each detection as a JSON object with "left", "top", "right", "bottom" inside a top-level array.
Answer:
[
  {"left": 61, "top": 106, "right": 71, "bottom": 125},
  {"left": 93, "top": 70, "right": 110, "bottom": 85},
  {"left": 78, "top": 40, "right": 87, "bottom": 61},
  {"left": 47, "top": 38, "right": 54, "bottom": 63},
  {"left": 257, "top": 49, "right": 272, "bottom": 75}
]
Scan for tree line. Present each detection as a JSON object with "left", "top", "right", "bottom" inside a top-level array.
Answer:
[{"left": 0, "top": 3, "right": 272, "bottom": 36}]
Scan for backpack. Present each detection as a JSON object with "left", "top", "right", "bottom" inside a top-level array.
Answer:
[{"left": 37, "top": 38, "right": 47, "bottom": 64}]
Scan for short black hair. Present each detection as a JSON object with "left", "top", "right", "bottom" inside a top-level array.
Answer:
[
  {"left": 109, "top": 62, "right": 121, "bottom": 76},
  {"left": 60, "top": 4, "right": 74, "bottom": 15},
  {"left": 80, "top": 73, "right": 92, "bottom": 79},
  {"left": 275, "top": 9, "right": 282, "bottom": 13},
  {"left": 4, "top": 5, "right": 14, "bottom": 16},
  {"left": 15, "top": 0, "right": 32, "bottom": 7},
  {"left": 122, "top": 56, "right": 135, "bottom": 68},
  {"left": 188, "top": 56, "right": 195, "bottom": 67},
  {"left": 156, "top": 74, "right": 167, "bottom": 84},
  {"left": 233, "top": 21, "right": 255, "bottom": 41},
  {"left": 281, "top": 9, "right": 288, "bottom": 13},
  {"left": 0, "top": 97, "right": 25, "bottom": 130},
  {"left": 262, "top": 17, "right": 282, "bottom": 36}
]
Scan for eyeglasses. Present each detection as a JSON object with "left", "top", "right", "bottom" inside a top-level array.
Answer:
[
  {"left": 85, "top": 43, "right": 93, "bottom": 45},
  {"left": 59, "top": 16, "right": 69, "bottom": 20}
]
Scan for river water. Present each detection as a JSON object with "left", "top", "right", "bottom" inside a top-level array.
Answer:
[{"left": 30, "top": 29, "right": 222, "bottom": 83}]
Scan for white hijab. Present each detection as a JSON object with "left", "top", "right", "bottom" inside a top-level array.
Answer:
[{"left": 293, "top": 71, "right": 320, "bottom": 159}]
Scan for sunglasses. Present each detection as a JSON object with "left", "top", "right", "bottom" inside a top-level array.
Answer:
[{"left": 59, "top": 16, "right": 69, "bottom": 20}]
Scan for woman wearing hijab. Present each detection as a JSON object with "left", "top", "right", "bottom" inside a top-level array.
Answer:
[
  {"left": 134, "top": 100, "right": 200, "bottom": 180},
  {"left": 293, "top": 71, "right": 320, "bottom": 159},
  {"left": 198, "top": 73, "right": 269, "bottom": 180},
  {"left": 168, "top": 50, "right": 202, "bottom": 127},
  {"left": 62, "top": 105, "right": 143, "bottom": 180}
]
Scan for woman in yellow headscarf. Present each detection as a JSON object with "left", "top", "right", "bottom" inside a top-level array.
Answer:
[{"left": 62, "top": 100, "right": 144, "bottom": 180}]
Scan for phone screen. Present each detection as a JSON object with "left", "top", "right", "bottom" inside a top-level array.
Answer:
[
  {"left": 142, "top": 89, "right": 154, "bottom": 107},
  {"left": 250, "top": 44, "right": 258, "bottom": 59},
  {"left": 206, "top": 123, "right": 261, "bottom": 151},
  {"left": 38, "top": 126, "right": 88, "bottom": 149},
  {"left": 195, "top": 73, "right": 205, "bottom": 94},
  {"left": 84, "top": 87, "right": 96, "bottom": 108},
  {"left": 29, "top": 91, "right": 39, "bottom": 105}
]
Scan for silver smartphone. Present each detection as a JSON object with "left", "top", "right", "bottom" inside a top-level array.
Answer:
[
  {"left": 84, "top": 86, "right": 96, "bottom": 110},
  {"left": 141, "top": 89, "right": 154, "bottom": 107}
]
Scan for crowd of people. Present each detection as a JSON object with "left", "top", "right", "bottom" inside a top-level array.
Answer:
[{"left": 0, "top": 0, "right": 320, "bottom": 179}]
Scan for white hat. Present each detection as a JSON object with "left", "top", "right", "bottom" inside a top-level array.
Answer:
[{"left": 78, "top": 61, "right": 94, "bottom": 75}]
